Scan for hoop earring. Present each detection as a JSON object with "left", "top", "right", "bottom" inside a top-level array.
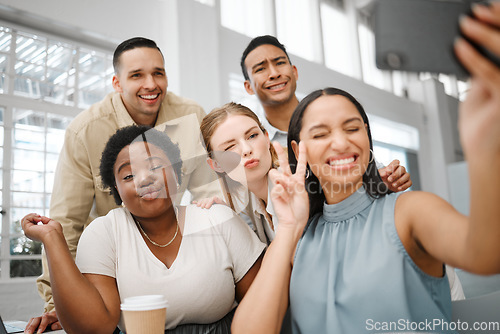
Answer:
[
  {"left": 369, "top": 149, "right": 375, "bottom": 164},
  {"left": 305, "top": 168, "right": 310, "bottom": 179}
]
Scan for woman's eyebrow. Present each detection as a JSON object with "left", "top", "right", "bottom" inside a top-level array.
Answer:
[
  {"left": 244, "top": 126, "right": 259, "bottom": 135},
  {"left": 307, "top": 117, "right": 363, "bottom": 132},
  {"left": 343, "top": 117, "right": 363, "bottom": 125},
  {"left": 117, "top": 161, "right": 130, "bottom": 174}
]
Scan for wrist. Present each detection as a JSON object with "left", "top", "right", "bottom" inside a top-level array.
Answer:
[
  {"left": 275, "top": 223, "right": 305, "bottom": 245},
  {"left": 41, "top": 228, "right": 65, "bottom": 245}
]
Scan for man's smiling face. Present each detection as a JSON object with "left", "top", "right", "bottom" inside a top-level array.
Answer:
[
  {"left": 244, "top": 44, "right": 298, "bottom": 108},
  {"left": 112, "top": 47, "right": 168, "bottom": 124}
]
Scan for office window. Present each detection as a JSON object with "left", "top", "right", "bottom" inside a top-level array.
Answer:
[
  {"left": 220, "top": 0, "right": 275, "bottom": 37},
  {"left": 194, "top": 0, "right": 215, "bottom": 6},
  {"left": 320, "top": 1, "right": 357, "bottom": 77},
  {"left": 358, "top": 21, "right": 390, "bottom": 90},
  {"left": 11, "top": 30, "right": 113, "bottom": 109},
  {"left": 369, "top": 114, "right": 421, "bottom": 190},
  {"left": 275, "top": 0, "right": 322, "bottom": 62},
  {"left": 0, "top": 24, "right": 113, "bottom": 280}
]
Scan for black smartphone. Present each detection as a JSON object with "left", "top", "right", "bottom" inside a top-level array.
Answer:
[{"left": 372, "top": 0, "right": 500, "bottom": 78}]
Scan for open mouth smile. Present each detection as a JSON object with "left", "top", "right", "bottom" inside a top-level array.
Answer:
[
  {"left": 326, "top": 154, "right": 358, "bottom": 168},
  {"left": 266, "top": 82, "right": 287, "bottom": 91},
  {"left": 139, "top": 93, "right": 160, "bottom": 102}
]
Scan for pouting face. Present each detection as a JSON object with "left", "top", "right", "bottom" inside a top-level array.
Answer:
[
  {"left": 113, "top": 141, "right": 178, "bottom": 219},
  {"left": 112, "top": 47, "right": 168, "bottom": 122},
  {"left": 299, "top": 94, "right": 370, "bottom": 193},
  {"left": 209, "top": 114, "right": 273, "bottom": 186},
  {"left": 244, "top": 44, "right": 298, "bottom": 107}
]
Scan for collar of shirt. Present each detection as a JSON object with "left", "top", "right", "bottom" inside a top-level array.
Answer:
[
  {"left": 253, "top": 105, "right": 288, "bottom": 148},
  {"left": 251, "top": 176, "right": 276, "bottom": 226}
]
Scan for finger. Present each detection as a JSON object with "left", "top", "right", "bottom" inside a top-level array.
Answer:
[
  {"left": 51, "top": 321, "right": 62, "bottom": 331},
  {"left": 471, "top": 2, "right": 500, "bottom": 28},
  {"left": 378, "top": 166, "right": 388, "bottom": 178},
  {"left": 454, "top": 37, "right": 500, "bottom": 87},
  {"left": 22, "top": 213, "right": 42, "bottom": 224},
  {"left": 460, "top": 14, "right": 500, "bottom": 58},
  {"left": 37, "top": 216, "right": 54, "bottom": 224},
  {"left": 387, "top": 159, "right": 400, "bottom": 170},
  {"left": 392, "top": 171, "right": 410, "bottom": 188},
  {"left": 397, "top": 179, "right": 413, "bottom": 192},
  {"left": 294, "top": 141, "right": 308, "bottom": 180},
  {"left": 272, "top": 142, "right": 291, "bottom": 175},
  {"left": 25, "top": 317, "right": 41, "bottom": 334},
  {"left": 387, "top": 165, "right": 406, "bottom": 183},
  {"left": 269, "top": 169, "right": 297, "bottom": 195},
  {"left": 37, "top": 313, "right": 53, "bottom": 333},
  {"left": 270, "top": 182, "right": 290, "bottom": 204}
]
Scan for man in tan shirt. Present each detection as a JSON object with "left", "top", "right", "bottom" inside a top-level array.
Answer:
[{"left": 33, "top": 37, "right": 221, "bottom": 332}]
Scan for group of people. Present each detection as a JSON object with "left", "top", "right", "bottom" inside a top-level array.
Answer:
[{"left": 20, "top": 2, "right": 500, "bottom": 333}]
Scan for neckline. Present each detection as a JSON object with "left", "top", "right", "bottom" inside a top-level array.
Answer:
[
  {"left": 323, "top": 187, "right": 375, "bottom": 222},
  {"left": 124, "top": 206, "right": 186, "bottom": 270}
]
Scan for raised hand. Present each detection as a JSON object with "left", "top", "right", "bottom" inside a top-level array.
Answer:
[
  {"left": 378, "top": 159, "right": 412, "bottom": 192},
  {"left": 268, "top": 141, "right": 309, "bottom": 232},
  {"left": 21, "top": 213, "right": 63, "bottom": 243},
  {"left": 455, "top": 2, "right": 500, "bottom": 156}
]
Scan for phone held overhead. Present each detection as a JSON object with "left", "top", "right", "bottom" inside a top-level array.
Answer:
[{"left": 372, "top": 0, "right": 500, "bottom": 78}]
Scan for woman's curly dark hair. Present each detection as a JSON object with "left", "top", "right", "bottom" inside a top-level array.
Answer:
[{"left": 100, "top": 125, "right": 183, "bottom": 205}]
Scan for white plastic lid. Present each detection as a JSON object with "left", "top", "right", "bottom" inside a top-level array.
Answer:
[{"left": 120, "top": 294, "right": 168, "bottom": 311}]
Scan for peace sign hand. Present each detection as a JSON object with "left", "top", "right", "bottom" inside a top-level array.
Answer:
[{"left": 268, "top": 141, "right": 310, "bottom": 234}]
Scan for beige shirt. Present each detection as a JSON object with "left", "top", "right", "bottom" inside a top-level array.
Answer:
[{"left": 37, "top": 91, "right": 222, "bottom": 312}]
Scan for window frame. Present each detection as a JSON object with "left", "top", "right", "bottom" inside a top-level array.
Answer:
[{"left": 0, "top": 21, "right": 114, "bottom": 282}]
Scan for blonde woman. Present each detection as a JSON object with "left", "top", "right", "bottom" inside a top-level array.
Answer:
[{"left": 199, "top": 102, "right": 413, "bottom": 245}]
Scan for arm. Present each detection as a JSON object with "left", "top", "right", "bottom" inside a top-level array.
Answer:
[
  {"left": 37, "top": 130, "right": 97, "bottom": 313},
  {"left": 232, "top": 142, "right": 309, "bottom": 334},
  {"left": 23, "top": 214, "right": 121, "bottom": 334},
  {"left": 235, "top": 255, "right": 263, "bottom": 302},
  {"left": 396, "top": 3, "right": 500, "bottom": 275},
  {"left": 378, "top": 159, "right": 413, "bottom": 192}
]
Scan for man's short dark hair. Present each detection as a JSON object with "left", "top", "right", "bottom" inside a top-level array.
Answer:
[
  {"left": 113, "top": 37, "right": 163, "bottom": 73},
  {"left": 240, "top": 35, "right": 291, "bottom": 81}
]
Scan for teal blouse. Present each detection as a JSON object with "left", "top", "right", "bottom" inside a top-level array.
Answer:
[{"left": 289, "top": 188, "right": 455, "bottom": 333}]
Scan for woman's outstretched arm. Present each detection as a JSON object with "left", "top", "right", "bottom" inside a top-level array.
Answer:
[
  {"left": 397, "top": 2, "right": 500, "bottom": 276},
  {"left": 22, "top": 214, "right": 121, "bottom": 334}
]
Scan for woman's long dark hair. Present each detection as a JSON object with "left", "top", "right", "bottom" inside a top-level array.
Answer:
[{"left": 287, "top": 87, "right": 390, "bottom": 219}]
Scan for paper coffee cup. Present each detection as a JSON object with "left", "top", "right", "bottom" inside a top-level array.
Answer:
[{"left": 121, "top": 295, "right": 168, "bottom": 334}]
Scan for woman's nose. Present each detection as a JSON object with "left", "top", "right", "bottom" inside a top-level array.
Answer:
[
  {"left": 329, "top": 132, "right": 349, "bottom": 151},
  {"left": 136, "top": 169, "right": 155, "bottom": 187},
  {"left": 241, "top": 141, "right": 253, "bottom": 157}
]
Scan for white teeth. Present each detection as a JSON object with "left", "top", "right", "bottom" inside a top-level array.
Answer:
[
  {"left": 329, "top": 157, "right": 355, "bottom": 166},
  {"left": 269, "top": 83, "right": 285, "bottom": 90},
  {"left": 141, "top": 94, "right": 159, "bottom": 100}
]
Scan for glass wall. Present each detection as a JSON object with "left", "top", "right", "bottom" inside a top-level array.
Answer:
[
  {"left": 220, "top": 0, "right": 275, "bottom": 37},
  {"left": 0, "top": 24, "right": 114, "bottom": 279}
]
